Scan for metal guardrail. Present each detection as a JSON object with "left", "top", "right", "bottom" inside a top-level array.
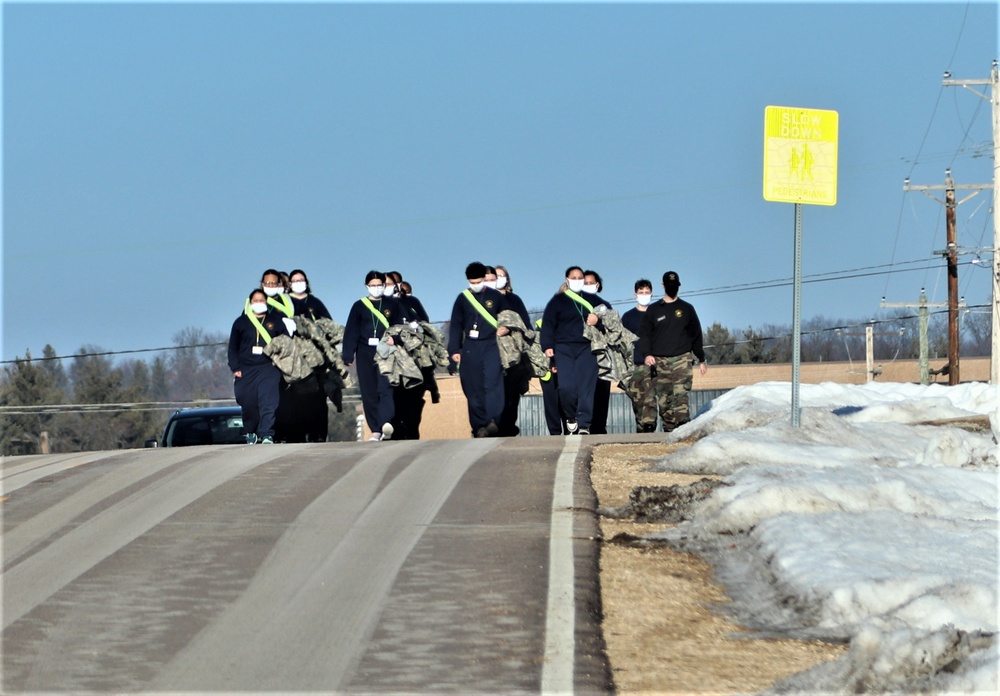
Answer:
[{"left": 515, "top": 389, "right": 730, "bottom": 436}]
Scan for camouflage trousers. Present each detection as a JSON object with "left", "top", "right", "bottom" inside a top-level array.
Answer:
[
  {"left": 623, "top": 364, "right": 656, "bottom": 432},
  {"left": 651, "top": 355, "right": 693, "bottom": 432}
]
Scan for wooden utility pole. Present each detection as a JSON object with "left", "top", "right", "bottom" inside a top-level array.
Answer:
[
  {"left": 882, "top": 290, "right": 951, "bottom": 385},
  {"left": 942, "top": 61, "right": 998, "bottom": 385},
  {"left": 903, "top": 170, "right": 988, "bottom": 385}
]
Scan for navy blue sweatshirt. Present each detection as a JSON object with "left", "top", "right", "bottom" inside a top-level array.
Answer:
[
  {"left": 448, "top": 287, "right": 507, "bottom": 355},
  {"left": 398, "top": 294, "right": 430, "bottom": 323},
  {"left": 342, "top": 296, "right": 404, "bottom": 364},
  {"left": 621, "top": 307, "right": 646, "bottom": 365},
  {"left": 290, "top": 294, "right": 332, "bottom": 321},
  {"left": 540, "top": 291, "right": 610, "bottom": 350},
  {"left": 503, "top": 291, "right": 532, "bottom": 326},
  {"left": 228, "top": 309, "right": 290, "bottom": 372}
]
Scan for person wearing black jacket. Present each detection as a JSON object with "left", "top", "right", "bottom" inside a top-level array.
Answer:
[
  {"left": 540, "top": 266, "right": 611, "bottom": 435},
  {"left": 493, "top": 265, "right": 532, "bottom": 437},
  {"left": 228, "top": 288, "right": 290, "bottom": 445},
  {"left": 448, "top": 262, "right": 509, "bottom": 438},
  {"left": 637, "top": 270, "right": 708, "bottom": 432},
  {"left": 343, "top": 271, "right": 403, "bottom": 441},
  {"left": 283, "top": 269, "right": 332, "bottom": 442},
  {"left": 387, "top": 271, "right": 434, "bottom": 440}
]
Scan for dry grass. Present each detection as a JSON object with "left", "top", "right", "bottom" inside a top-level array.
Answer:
[{"left": 592, "top": 443, "right": 846, "bottom": 695}]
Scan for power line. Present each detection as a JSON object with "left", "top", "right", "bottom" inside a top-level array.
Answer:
[{"left": 2, "top": 257, "right": 985, "bottom": 366}]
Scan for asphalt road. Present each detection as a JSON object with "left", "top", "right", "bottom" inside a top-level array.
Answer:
[{"left": 1, "top": 436, "right": 614, "bottom": 693}]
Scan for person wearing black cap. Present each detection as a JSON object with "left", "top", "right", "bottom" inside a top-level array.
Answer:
[
  {"left": 637, "top": 270, "right": 708, "bottom": 432},
  {"left": 448, "top": 261, "right": 509, "bottom": 437}
]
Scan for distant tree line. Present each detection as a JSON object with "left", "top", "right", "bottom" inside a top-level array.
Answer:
[
  {"left": 0, "top": 328, "right": 360, "bottom": 456},
  {"left": 701, "top": 308, "right": 990, "bottom": 365},
  {"left": 0, "top": 310, "right": 991, "bottom": 455}
]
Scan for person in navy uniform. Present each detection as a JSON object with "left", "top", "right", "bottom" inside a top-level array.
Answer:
[
  {"left": 282, "top": 268, "right": 332, "bottom": 442},
  {"left": 342, "top": 271, "right": 403, "bottom": 441},
  {"left": 491, "top": 265, "right": 532, "bottom": 437},
  {"left": 260, "top": 268, "right": 294, "bottom": 318},
  {"left": 287, "top": 268, "right": 332, "bottom": 321},
  {"left": 385, "top": 271, "right": 435, "bottom": 440},
  {"left": 228, "top": 288, "right": 290, "bottom": 444},
  {"left": 540, "top": 266, "right": 611, "bottom": 435},
  {"left": 448, "top": 261, "right": 509, "bottom": 438},
  {"left": 584, "top": 269, "right": 611, "bottom": 434}
]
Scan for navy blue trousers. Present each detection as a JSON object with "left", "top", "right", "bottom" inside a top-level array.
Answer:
[
  {"left": 540, "top": 372, "right": 563, "bottom": 435},
  {"left": 459, "top": 338, "right": 504, "bottom": 432},
  {"left": 355, "top": 347, "right": 394, "bottom": 434},
  {"left": 554, "top": 342, "right": 598, "bottom": 429},
  {"left": 234, "top": 364, "right": 282, "bottom": 439}
]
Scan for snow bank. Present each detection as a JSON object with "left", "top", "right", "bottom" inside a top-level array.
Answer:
[{"left": 649, "top": 381, "right": 999, "bottom": 693}]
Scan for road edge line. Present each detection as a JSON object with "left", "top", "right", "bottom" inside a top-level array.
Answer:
[{"left": 541, "top": 435, "right": 581, "bottom": 695}]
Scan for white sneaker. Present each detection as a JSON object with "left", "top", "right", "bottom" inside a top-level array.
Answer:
[
  {"left": 566, "top": 420, "right": 579, "bottom": 434},
  {"left": 368, "top": 433, "right": 382, "bottom": 442},
  {"left": 381, "top": 423, "right": 394, "bottom": 440}
]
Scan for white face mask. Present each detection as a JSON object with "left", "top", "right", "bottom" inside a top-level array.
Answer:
[
  {"left": 469, "top": 282, "right": 485, "bottom": 293},
  {"left": 367, "top": 285, "right": 384, "bottom": 298},
  {"left": 583, "top": 283, "right": 599, "bottom": 294},
  {"left": 290, "top": 281, "right": 307, "bottom": 294},
  {"left": 384, "top": 284, "right": 396, "bottom": 297},
  {"left": 496, "top": 276, "right": 508, "bottom": 289},
  {"left": 250, "top": 302, "right": 268, "bottom": 315},
  {"left": 567, "top": 278, "right": 585, "bottom": 293},
  {"left": 263, "top": 285, "right": 282, "bottom": 297},
  {"left": 484, "top": 280, "right": 497, "bottom": 289},
  {"left": 636, "top": 293, "right": 653, "bottom": 306}
]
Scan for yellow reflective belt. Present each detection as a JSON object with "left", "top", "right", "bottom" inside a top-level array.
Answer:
[
  {"left": 563, "top": 290, "right": 594, "bottom": 313},
  {"left": 361, "top": 297, "right": 391, "bottom": 329},
  {"left": 244, "top": 304, "right": 273, "bottom": 344},
  {"left": 267, "top": 294, "right": 294, "bottom": 317},
  {"left": 462, "top": 290, "right": 499, "bottom": 328}
]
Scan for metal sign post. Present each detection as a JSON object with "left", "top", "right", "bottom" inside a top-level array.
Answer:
[
  {"left": 792, "top": 203, "right": 803, "bottom": 427},
  {"left": 764, "top": 106, "right": 839, "bottom": 427}
]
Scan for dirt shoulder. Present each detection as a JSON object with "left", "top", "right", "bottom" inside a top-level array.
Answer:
[{"left": 591, "top": 442, "right": 846, "bottom": 694}]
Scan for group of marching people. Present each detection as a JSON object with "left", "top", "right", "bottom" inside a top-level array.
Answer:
[
  {"left": 228, "top": 263, "right": 707, "bottom": 444},
  {"left": 228, "top": 268, "right": 444, "bottom": 444},
  {"left": 227, "top": 269, "right": 346, "bottom": 444},
  {"left": 446, "top": 262, "right": 708, "bottom": 439}
]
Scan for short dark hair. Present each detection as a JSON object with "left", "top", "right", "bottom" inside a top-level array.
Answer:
[
  {"left": 261, "top": 268, "right": 283, "bottom": 282},
  {"left": 365, "top": 270, "right": 385, "bottom": 285},
  {"left": 634, "top": 278, "right": 652, "bottom": 292},
  {"left": 584, "top": 269, "right": 603, "bottom": 292},
  {"left": 466, "top": 262, "right": 488, "bottom": 279},
  {"left": 387, "top": 271, "right": 403, "bottom": 283},
  {"left": 248, "top": 288, "right": 267, "bottom": 302},
  {"left": 565, "top": 265, "right": 584, "bottom": 278}
]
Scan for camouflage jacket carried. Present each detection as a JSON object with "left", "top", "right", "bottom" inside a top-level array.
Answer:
[
  {"left": 582, "top": 309, "right": 638, "bottom": 385},
  {"left": 375, "top": 321, "right": 450, "bottom": 389},
  {"left": 264, "top": 316, "right": 352, "bottom": 386},
  {"left": 496, "top": 310, "right": 550, "bottom": 378}
]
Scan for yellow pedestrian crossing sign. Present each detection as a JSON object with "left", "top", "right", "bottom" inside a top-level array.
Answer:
[{"left": 763, "top": 106, "right": 838, "bottom": 206}]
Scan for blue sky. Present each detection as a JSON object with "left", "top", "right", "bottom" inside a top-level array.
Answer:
[{"left": 3, "top": 1, "right": 997, "bottom": 363}]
